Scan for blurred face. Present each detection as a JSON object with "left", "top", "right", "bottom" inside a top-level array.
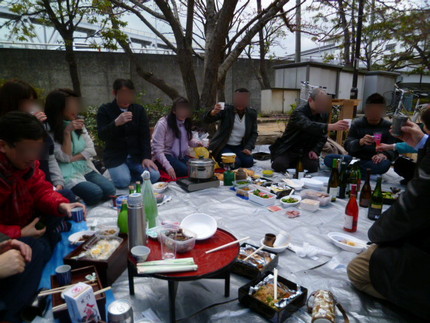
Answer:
[
  {"left": 174, "top": 103, "right": 191, "bottom": 121},
  {"left": 309, "top": 93, "right": 332, "bottom": 113},
  {"left": 19, "top": 97, "right": 40, "bottom": 114},
  {"left": 0, "top": 139, "right": 44, "bottom": 170},
  {"left": 63, "top": 97, "right": 81, "bottom": 121},
  {"left": 233, "top": 92, "right": 250, "bottom": 110},
  {"left": 365, "top": 104, "right": 385, "bottom": 124},
  {"left": 114, "top": 87, "right": 136, "bottom": 109}
]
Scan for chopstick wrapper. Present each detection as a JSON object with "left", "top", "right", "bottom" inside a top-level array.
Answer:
[{"left": 137, "top": 258, "right": 198, "bottom": 274}]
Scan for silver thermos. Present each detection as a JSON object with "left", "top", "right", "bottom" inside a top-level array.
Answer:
[{"left": 127, "top": 193, "right": 147, "bottom": 248}]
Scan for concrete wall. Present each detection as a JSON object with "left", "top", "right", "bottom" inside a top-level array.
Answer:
[{"left": 0, "top": 48, "right": 276, "bottom": 110}]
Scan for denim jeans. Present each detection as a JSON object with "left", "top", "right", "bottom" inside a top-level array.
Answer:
[
  {"left": 71, "top": 171, "right": 116, "bottom": 205},
  {"left": 324, "top": 154, "right": 392, "bottom": 176},
  {"left": 108, "top": 157, "right": 161, "bottom": 188},
  {"left": 165, "top": 154, "right": 190, "bottom": 177},
  {"left": 221, "top": 145, "right": 254, "bottom": 169}
]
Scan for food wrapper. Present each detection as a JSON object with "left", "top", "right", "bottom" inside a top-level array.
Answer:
[
  {"left": 237, "top": 243, "right": 275, "bottom": 269},
  {"left": 249, "top": 274, "right": 303, "bottom": 309}
]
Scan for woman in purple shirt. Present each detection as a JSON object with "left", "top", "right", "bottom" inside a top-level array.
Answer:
[{"left": 152, "top": 97, "right": 202, "bottom": 180}]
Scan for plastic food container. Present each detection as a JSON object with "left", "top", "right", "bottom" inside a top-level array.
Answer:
[
  {"left": 249, "top": 189, "right": 276, "bottom": 206},
  {"left": 300, "top": 199, "right": 320, "bottom": 212},
  {"left": 300, "top": 189, "right": 331, "bottom": 207},
  {"left": 160, "top": 228, "right": 197, "bottom": 253},
  {"left": 233, "top": 180, "right": 252, "bottom": 189}
]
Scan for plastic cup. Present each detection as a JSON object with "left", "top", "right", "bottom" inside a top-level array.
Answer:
[
  {"left": 159, "top": 230, "right": 177, "bottom": 260},
  {"left": 392, "top": 114, "right": 409, "bottom": 137},
  {"left": 373, "top": 133, "right": 382, "bottom": 147},
  {"left": 55, "top": 265, "right": 72, "bottom": 286}
]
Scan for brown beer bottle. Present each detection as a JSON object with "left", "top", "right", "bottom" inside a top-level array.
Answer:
[{"left": 359, "top": 169, "right": 372, "bottom": 207}]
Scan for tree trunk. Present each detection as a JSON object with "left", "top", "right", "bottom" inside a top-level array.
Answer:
[
  {"left": 337, "top": 0, "right": 352, "bottom": 67},
  {"left": 64, "top": 37, "right": 81, "bottom": 96},
  {"left": 257, "top": 0, "right": 271, "bottom": 89},
  {"left": 176, "top": 46, "right": 201, "bottom": 110}
]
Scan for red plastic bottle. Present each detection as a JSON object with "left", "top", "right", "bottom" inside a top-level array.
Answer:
[{"left": 344, "top": 184, "right": 359, "bottom": 232}]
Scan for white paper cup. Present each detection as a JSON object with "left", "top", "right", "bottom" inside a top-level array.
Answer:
[
  {"left": 218, "top": 102, "right": 225, "bottom": 110},
  {"left": 343, "top": 119, "right": 352, "bottom": 127}
]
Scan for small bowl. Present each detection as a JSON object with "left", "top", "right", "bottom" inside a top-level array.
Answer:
[
  {"left": 180, "top": 213, "right": 217, "bottom": 240},
  {"left": 260, "top": 238, "right": 289, "bottom": 253},
  {"left": 280, "top": 195, "right": 302, "bottom": 208},
  {"left": 154, "top": 193, "right": 165, "bottom": 204},
  {"left": 131, "top": 245, "right": 151, "bottom": 262},
  {"left": 262, "top": 170, "right": 274, "bottom": 177},
  {"left": 97, "top": 225, "right": 119, "bottom": 237},
  {"left": 153, "top": 182, "right": 168, "bottom": 193}
]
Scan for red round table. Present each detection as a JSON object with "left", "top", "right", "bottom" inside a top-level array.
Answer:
[{"left": 127, "top": 228, "right": 239, "bottom": 322}]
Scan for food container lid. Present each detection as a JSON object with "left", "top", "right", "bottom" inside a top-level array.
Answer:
[{"left": 188, "top": 156, "right": 214, "bottom": 166}]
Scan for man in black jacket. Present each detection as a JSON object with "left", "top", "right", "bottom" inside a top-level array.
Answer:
[
  {"left": 97, "top": 79, "right": 160, "bottom": 188},
  {"left": 328, "top": 93, "right": 396, "bottom": 176},
  {"left": 270, "top": 88, "right": 349, "bottom": 173},
  {"left": 204, "top": 88, "right": 258, "bottom": 168},
  {"left": 347, "top": 110, "right": 430, "bottom": 320}
]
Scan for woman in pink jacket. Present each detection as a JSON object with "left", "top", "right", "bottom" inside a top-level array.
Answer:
[{"left": 152, "top": 97, "right": 202, "bottom": 180}]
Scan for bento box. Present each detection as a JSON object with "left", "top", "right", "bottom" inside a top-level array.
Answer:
[
  {"left": 64, "top": 234, "right": 128, "bottom": 285},
  {"left": 232, "top": 243, "right": 279, "bottom": 279},
  {"left": 239, "top": 272, "right": 308, "bottom": 323}
]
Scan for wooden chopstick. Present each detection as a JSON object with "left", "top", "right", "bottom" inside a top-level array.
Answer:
[
  {"left": 38, "top": 283, "right": 98, "bottom": 296},
  {"left": 243, "top": 245, "right": 265, "bottom": 261},
  {"left": 205, "top": 236, "right": 250, "bottom": 254},
  {"left": 38, "top": 279, "right": 95, "bottom": 296},
  {"left": 52, "top": 287, "right": 111, "bottom": 312}
]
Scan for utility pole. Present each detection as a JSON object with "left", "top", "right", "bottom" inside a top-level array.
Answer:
[
  {"left": 350, "top": 0, "right": 364, "bottom": 99},
  {"left": 295, "top": 0, "right": 301, "bottom": 63}
]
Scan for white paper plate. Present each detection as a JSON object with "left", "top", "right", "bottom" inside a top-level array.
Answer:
[
  {"left": 68, "top": 230, "right": 95, "bottom": 246},
  {"left": 327, "top": 232, "right": 367, "bottom": 253},
  {"left": 180, "top": 213, "right": 217, "bottom": 240},
  {"left": 259, "top": 238, "right": 289, "bottom": 253}
]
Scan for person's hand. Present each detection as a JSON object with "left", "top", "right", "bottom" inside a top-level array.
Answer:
[
  {"left": 8, "top": 240, "right": 32, "bottom": 262},
  {"left": 391, "top": 120, "right": 425, "bottom": 148},
  {"left": 142, "top": 159, "right": 159, "bottom": 171},
  {"left": 55, "top": 185, "right": 64, "bottom": 191},
  {"left": 70, "top": 153, "right": 85, "bottom": 162},
  {"left": 115, "top": 112, "right": 133, "bottom": 126},
  {"left": 210, "top": 104, "right": 223, "bottom": 116},
  {"left": 372, "top": 153, "right": 387, "bottom": 164},
  {"left": 33, "top": 111, "right": 47, "bottom": 122},
  {"left": 376, "top": 143, "right": 395, "bottom": 152},
  {"left": 308, "top": 151, "right": 319, "bottom": 160},
  {"left": 21, "top": 218, "right": 46, "bottom": 238},
  {"left": 64, "top": 119, "right": 84, "bottom": 133},
  {"left": 0, "top": 250, "right": 25, "bottom": 279},
  {"left": 360, "top": 134, "right": 375, "bottom": 146},
  {"left": 59, "top": 202, "right": 86, "bottom": 218},
  {"left": 242, "top": 149, "right": 252, "bottom": 156},
  {"left": 167, "top": 167, "right": 177, "bottom": 180},
  {"left": 328, "top": 120, "right": 350, "bottom": 131}
]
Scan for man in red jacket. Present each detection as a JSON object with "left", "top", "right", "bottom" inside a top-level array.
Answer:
[{"left": 0, "top": 111, "right": 85, "bottom": 322}]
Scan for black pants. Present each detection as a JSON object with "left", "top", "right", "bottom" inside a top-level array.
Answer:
[
  {"left": 272, "top": 151, "right": 319, "bottom": 173},
  {"left": 394, "top": 156, "right": 416, "bottom": 183},
  {"left": 0, "top": 237, "right": 52, "bottom": 322}
]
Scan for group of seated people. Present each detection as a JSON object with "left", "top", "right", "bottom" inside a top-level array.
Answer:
[
  {"left": 0, "top": 77, "right": 429, "bottom": 321},
  {"left": 0, "top": 79, "right": 259, "bottom": 321}
]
